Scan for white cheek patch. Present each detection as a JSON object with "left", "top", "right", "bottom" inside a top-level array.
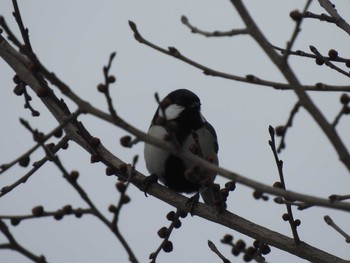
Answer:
[{"left": 159, "top": 104, "right": 185, "bottom": 120}]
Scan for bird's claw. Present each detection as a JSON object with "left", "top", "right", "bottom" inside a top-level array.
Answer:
[
  {"left": 140, "top": 174, "right": 158, "bottom": 197},
  {"left": 186, "top": 192, "right": 200, "bottom": 215}
]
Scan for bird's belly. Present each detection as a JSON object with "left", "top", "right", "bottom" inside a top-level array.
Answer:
[{"left": 144, "top": 125, "right": 170, "bottom": 183}]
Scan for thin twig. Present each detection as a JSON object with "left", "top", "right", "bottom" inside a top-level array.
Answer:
[
  {"left": 181, "top": 15, "right": 247, "bottom": 37},
  {"left": 150, "top": 209, "right": 186, "bottom": 262},
  {"left": 274, "top": 45, "right": 350, "bottom": 64},
  {"left": 208, "top": 240, "right": 231, "bottom": 263},
  {"left": 109, "top": 162, "right": 139, "bottom": 263},
  {"left": 220, "top": 236, "right": 271, "bottom": 262},
  {"left": 0, "top": 219, "right": 46, "bottom": 262},
  {"left": 0, "top": 136, "right": 70, "bottom": 197},
  {"left": 332, "top": 105, "right": 350, "bottom": 127},
  {"left": 324, "top": 215, "right": 350, "bottom": 243},
  {"left": 274, "top": 197, "right": 313, "bottom": 210},
  {"left": 299, "top": 11, "right": 338, "bottom": 23},
  {"left": 0, "top": 15, "right": 22, "bottom": 48},
  {"left": 0, "top": 15, "right": 91, "bottom": 109},
  {"left": 269, "top": 126, "right": 300, "bottom": 244},
  {"left": 329, "top": 194, "right": 350, "bottom": 202},
  {"left": 58, "top": 157, "right": 139, "bottom": 263},
  {"left": 276, "top": 102, "right": 301, "bottom": 153},
  {"left": 11, "top": 0, "right": 34, "bottom": 55},
  {"left": 0, "top": 110, "right": 80, "bottom": 174},
  {"left": 111, "top": 165, "right": 133, "bottom": 228},
  {"left": 11, "top": 0, "right": 57, "bottom": 109},
  {"left": 0, "top": 13, "right": 95, "bottom": 113},
  {"left": 284, "top": 0, "right": 313, "bottom": 61},
  {"left": 128, "top": 21, "right": 350, "bottom": 92},
  {"left": 310, "top": 45, "right": 350, "bottom": 78},
  {"left": 0, "top": 207, "right": 92, "bottom": 221},
  {"left": 100, "top": 52, "right": 118, "bottom": 120},
  {"left": 22, "top": 84, "right": 40, "bottom": 116},
  {"left": 6, "top": 114, "right": 138, "bottom": 262}
]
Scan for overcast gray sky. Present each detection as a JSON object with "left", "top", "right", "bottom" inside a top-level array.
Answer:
[{"left": 1, "top": 1, "right": 350, "bottom": 262}]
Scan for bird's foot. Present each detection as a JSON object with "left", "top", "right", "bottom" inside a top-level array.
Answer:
[
  {"left": 186, "top": 192, "right": 200, "bottom": 215},
  {"left": 140, "top": 174, "right": 158, "bottom": 197}
]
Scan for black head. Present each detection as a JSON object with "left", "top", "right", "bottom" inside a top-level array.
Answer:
[
  {"left": 165, "top": 89, "right": 201, "bottom": 110},
  {"left": 152, "top": 89, "right": 205, "bottom": 143},
  {"left": 152, "top": 89, "right": 203, "bottom": 124}
]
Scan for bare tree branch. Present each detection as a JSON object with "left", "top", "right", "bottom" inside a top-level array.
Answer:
[
  {"left": 0, "top": 219, "right": 46, "bottom": 262},
  {"left": 1, "top": 2, "right": 350, "bottom": 261},
  {"left": 0, "top": 112, "right": 76, "bottom": 174},
  {"left": 230, "top": 0, "right": 350, "bottom": 172},
  {"left": 284, "top": 0, "right": 313, "bottom": 60},
  {"left": 310, "top": 45, "right": 350, "bottom": 78},
  {"left": 324, "top": 215, "right": 350, "bottom": 243},
  {"left": 318, "top": 0, "right": 350, "bottom": 35},
  {"left": 128, "top": 21, "right": 350, "bottom": 92},
  {"left": 0, "top": 136, "right": 69, "bottom": 197},
  {"left": 208, "top": 240, "right": 231, "bottom": 263},
  {"left": 269, "top": 127, "right": 300, "bottom": 244},
  {"left": 275, "top": 102, "right": 301, "bottom": 153},
  {"left": 181, "top": 15, "right": 248, "bottom": 37}
]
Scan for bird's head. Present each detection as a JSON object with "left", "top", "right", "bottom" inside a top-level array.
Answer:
[{"left": 158, "top": 89, "right": 202, "bottom": 121}]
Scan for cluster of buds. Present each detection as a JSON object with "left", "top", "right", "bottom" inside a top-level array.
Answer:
[
  {"left": 252, "top": 190, "right": 269, "bottom": 201},
  {"left": 116, "top": 181, "right": 131, "bottom": 205},
  {"left": 273, "top": 182, "right": 302, "bottom": 229},
  {"left": 12, "top": 74, "right": 40, "bottom": 116},
  {"left": 150, "top": 210, "right": 187, "bottom": 259},
  {"left": 221, "top": 234, "right": 271, "bottom": 262},
  {"left": 10, "top": 204, "right": 87, "bottom": 226},
  {"left": 340, "top": 94, "right": 350, "bottom": 115},
  {"left": 219, "top": 181, "right": 236, "bottom": 209}
]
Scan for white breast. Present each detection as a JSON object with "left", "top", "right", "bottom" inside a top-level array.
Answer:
[{"left": 144, "top": 125, "right": 171, "bottom": 183}]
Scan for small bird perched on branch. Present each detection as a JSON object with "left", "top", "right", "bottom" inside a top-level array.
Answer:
[{"left": 144, "top": 89, "right": 222, "bottom": 209}]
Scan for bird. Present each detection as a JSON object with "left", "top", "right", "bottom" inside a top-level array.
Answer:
[{"left": 144, "top": 89, "right": 221, "bottom": 207}]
